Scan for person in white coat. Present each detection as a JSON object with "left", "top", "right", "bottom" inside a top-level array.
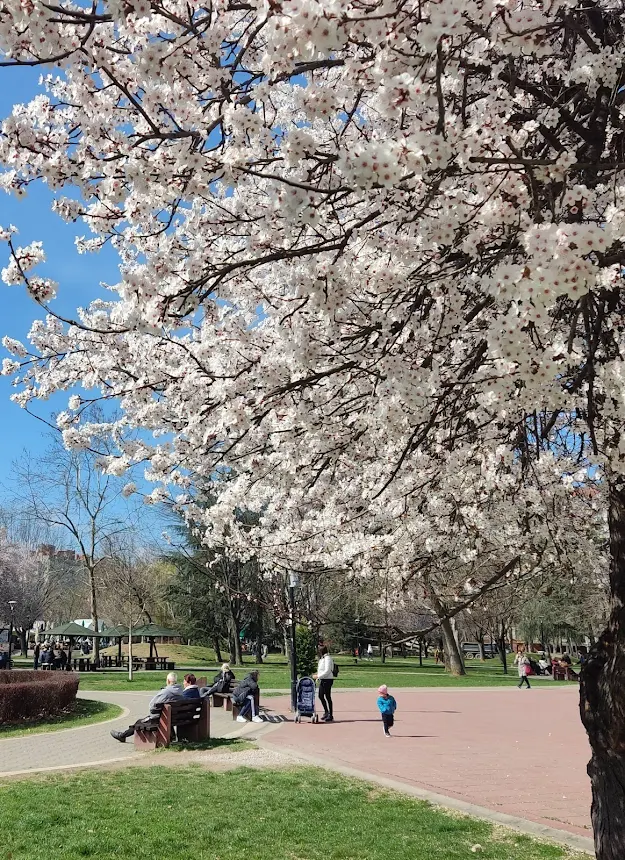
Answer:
[
  {"left": 314, "top": 646, "right": 335, "bottom": 721},
  {"left": 514, "top": 648, "right": 531, "bottom": 689}
]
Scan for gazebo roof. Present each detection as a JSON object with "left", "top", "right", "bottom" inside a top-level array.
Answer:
[
  {"left": 100, "top": 624, "right": 129, "bottom": 638},
  {"left": 133, "top": 623, "right": 181, "bottom": 638},
  {"left": 44, "top": 622, "right": 107, "bottom": 638}
]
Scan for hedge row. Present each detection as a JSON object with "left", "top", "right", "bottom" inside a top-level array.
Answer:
[{"left": 0, "top": 670, "right": 79, "bottom": 723}]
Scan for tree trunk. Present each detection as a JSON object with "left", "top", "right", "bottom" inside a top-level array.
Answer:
[
  {"left": 441, "top": 617, "right": 466, "bottom": 676},
  {"left": 213, "top": 637, "right": 223, "bottom": 664},
  {"left": 18, "top": 629, "right": 28, "bottom": 657},
  {"left": 88, "top": 568, "right": 100, "bottom": 662},
  {"left": 580, "top": 476, "right": 625, "bottom": 860},
  {"left": 477, "top": 631, "right": 486, "bottom": 662},
  {"left": 380, "top": 637, "right": 386, "bottom": 663},
  {"left": 228, "top": 612, "right": 242, "bottom": 665},
  {"left": 255, "top": 606, "right": 264, "bottom": 664},
  {"left": 500, "top": 623, "right": 508, "bottom": 675},
  {"left": 283, "top": 626, "right": 292, "bottom": 665}
]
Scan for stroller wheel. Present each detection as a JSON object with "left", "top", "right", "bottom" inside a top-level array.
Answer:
[
  {"left": 313, "top": 714, "right": 319, "bottom": 723},
  {"left": 295, "top": 713, "right": 300, "bottom": 723}
]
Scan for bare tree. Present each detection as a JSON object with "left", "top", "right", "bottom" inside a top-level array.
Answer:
[
  {"left": 7, "top": 430, "right": 141, "bottom": 662},
  {"left": 0, "top": 539, "right": 57, "bottom": 655}
]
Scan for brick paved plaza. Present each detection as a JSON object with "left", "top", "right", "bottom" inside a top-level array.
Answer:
[{"left": 265, "top": 687, "right": 591, "bottom": 841}]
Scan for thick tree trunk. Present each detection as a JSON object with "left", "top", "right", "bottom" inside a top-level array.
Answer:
[
  {"left": 19, "top": 629, "right": 28, "bottom": 657},
  {"left": 213, "top": 637, "right": 223, "bottom": 664},
  {"left": 441, "top": 617, "right": 466, "bottom": 676},
  {"left": 379, "top": 638, "right": 386, "bottom": 663},
  {"left": 580, "top": 477, "right": 625, "bottom": 860}
]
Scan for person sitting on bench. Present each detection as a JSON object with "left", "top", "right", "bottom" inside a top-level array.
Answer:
[
  {"left": 110, "top": 672, "right": 184, "bottom": 742},
  {"left": 234, "top": 670, "right": 263, "bottom": 723},
  {"left": 182, "top": 673, "right": 200, "bottom": 699},
  {"left": 200, "top": 663, "right": 236, "bottom": 698}
]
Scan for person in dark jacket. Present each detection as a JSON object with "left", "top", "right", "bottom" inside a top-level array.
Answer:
[
  {"left": 110, "top": 672, "right": 184, "bottom": 742},
  {"left": 200, "top": 663, "right": 236, "bottom": 698},
  {"left": 33, "top": 642, "right": 41, "bottom": 670},
  {"left": 234, "top": 670, "right": 262, "bottom": 723},
  {"left": 183, "top": 673, "right": 200, "bottom": 698}
]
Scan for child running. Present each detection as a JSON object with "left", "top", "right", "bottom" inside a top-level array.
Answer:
[{"left": 376, "top": 684, "right": 397, "bottom": 737}]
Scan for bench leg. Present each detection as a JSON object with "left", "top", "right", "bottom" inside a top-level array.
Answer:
[{"left": 134, "top": 730, "right": 158, "bottom": 751}]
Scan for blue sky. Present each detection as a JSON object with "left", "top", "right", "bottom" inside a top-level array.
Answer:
[{"left": 0, "top": 66, "right": 120, "bottom": 485}]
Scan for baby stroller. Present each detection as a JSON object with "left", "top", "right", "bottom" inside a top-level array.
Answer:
[{"left": 295, "top": 676, "right": 319, "bottom": 723}]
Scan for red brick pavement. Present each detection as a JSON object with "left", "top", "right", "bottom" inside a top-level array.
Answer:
[{"left": 265, "top": 686, "right": 592, "bottom": 839}]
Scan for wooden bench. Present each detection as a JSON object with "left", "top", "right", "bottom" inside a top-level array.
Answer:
[
  {"left": 553, "top": 664, "right": 579, "bottom": 681},
  {"left": 134, "top": 698, "right": 210, "bottom": 750},
  {"left": 211, "top": 678, "right": 237, "bottom": 711}
]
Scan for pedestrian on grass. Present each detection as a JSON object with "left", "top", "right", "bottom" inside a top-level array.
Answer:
[
  {"left": 514, "top": 648, "right": 531, "bottom": 689},
  {"left": 376, "top": 684, "right": 397, "bottom": 737},
  {"left": 314, "top": 645, "right": 335, "bottom": 722},
  {"left": 33, "top": 641, "right": 40, "bottom": 670}
]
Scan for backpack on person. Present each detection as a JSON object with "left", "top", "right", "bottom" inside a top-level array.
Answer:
[{"left": 332, "top": 662, "right": 339, "bottom": 678}]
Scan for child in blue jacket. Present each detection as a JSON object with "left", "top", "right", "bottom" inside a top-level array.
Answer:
[{"left": 377, "top": 684, "right": 397, "bottom": 737}]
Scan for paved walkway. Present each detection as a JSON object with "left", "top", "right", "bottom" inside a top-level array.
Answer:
[
  {"left": 0, "top": 685, "right": 594, "bottom": 854},
  {"left": 0, "top": 690, "right": 241, "bottom": 777},
  {"left": 260, "top": 687, "right": 593, "bottom": 852}
]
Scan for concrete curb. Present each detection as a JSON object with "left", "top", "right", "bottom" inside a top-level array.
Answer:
[{"left": 257, "top": 739, "right": 595, "bottom": 857}]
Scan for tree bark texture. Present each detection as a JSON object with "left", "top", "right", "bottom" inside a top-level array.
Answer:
[
  {"left": 213, "top": 637, "right": 223, "bottom": 664},
  {"left": 580, "top": 477, "right": 625, "bottom": 860},
  {"left": 441, "top": 617, "right": 466, "bottom": 676}
]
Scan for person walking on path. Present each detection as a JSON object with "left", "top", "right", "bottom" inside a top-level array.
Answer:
[
  {"left": 33, "top": 641, "right": 40, "bottom": 670},
  {"left": 110, "top": 672, "right": 184, "bottom": 742},
  {"left": 377, "top": 684, "right": 397, "bottom": 737},
  {"left": 514, "top": 648, "right": 531, "bottom": 689},
  {"left": 314, "top": 646, "right": 335, "bottom": 722}
]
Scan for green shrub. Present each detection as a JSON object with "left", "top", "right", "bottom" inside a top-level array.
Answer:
[
  {"left": 296, "top": 625, "right": 317, "bottom": 677},
  {"left": 0, "top": 671, "right": 79, "bottom": 723}
]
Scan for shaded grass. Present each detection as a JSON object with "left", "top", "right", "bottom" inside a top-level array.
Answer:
[
  {"left": 0, "top": 699, "right": 123, "bottom": 739},
  {"left": 156, "top": 737, "right": 255, "bottom": 753},
  {"left": 0, "top": 766, "right": 587, "bottom": 860}
]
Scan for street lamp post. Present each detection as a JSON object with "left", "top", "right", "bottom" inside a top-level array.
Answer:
[
  {"left": 289, "top": 573, "right": 299, "bottom": 712},
  {"left": 7, "top": 601, "right": 17, "bottom": 668}
]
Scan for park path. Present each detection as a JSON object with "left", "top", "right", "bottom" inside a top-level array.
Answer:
[
  {"left": 260, "top": 686, "right": 594, "bottom": 852},
  {"left": 0, "top": 690, "right": 241, "bottom": 778}
]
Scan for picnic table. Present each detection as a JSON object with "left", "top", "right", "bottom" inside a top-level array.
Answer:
[{"left": 120, "top": 656, "right": 175, "bottom": 671}]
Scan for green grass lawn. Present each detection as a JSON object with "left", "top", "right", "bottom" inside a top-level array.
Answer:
[
  {"left": 0, "top": 699, "right": 123, "bottom": 739},
  {"left": 73, "top": 656, "right": 577, "bottom": 693},
  {"left": 0, "top": 767, "right": 586, "bottom": 860}
]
